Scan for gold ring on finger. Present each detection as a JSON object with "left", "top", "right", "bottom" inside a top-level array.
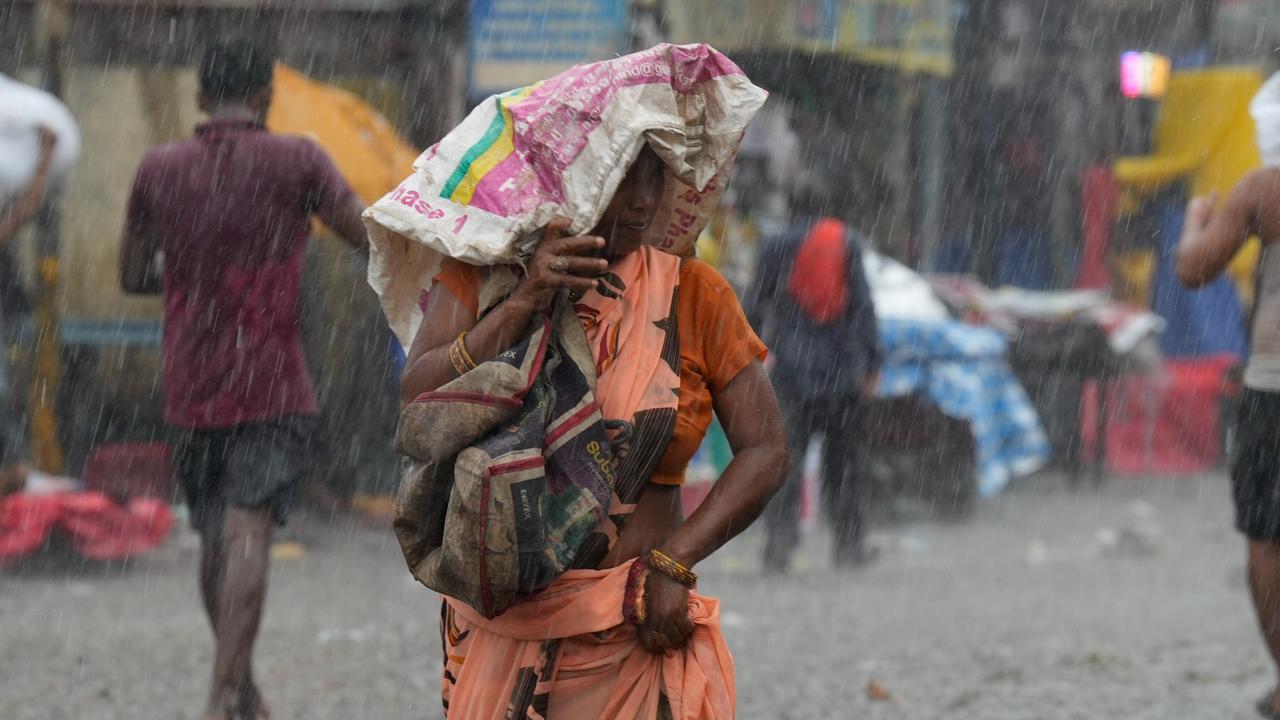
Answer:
[{"left": 548, "top": 255, "right": 570, "bottom": 273}]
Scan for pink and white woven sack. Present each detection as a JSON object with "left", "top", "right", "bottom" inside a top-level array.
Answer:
[{"left": 364, "top": 43, "right": 767, "bottom": 346}]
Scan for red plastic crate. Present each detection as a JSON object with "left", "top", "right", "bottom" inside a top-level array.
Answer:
[{"left": 81, "top": 442, "right": 175, "bottom": 502}]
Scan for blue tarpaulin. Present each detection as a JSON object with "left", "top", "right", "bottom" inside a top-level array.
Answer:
[{"left": 877, "top": 319, "right": 1050, "bottom": 496}]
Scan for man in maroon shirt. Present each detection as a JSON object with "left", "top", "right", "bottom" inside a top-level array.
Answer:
[{"left": 120, "top": 38, "right": 366, "bottom": 720}]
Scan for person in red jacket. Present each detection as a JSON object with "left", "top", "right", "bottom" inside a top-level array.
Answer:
[{"left": 745, "top": 184, "right": 882, "bottom": 574}]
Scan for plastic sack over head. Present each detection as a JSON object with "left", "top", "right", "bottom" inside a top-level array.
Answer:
[
  {"left": 364, "top": 43, "right": 768, "bottom": 347},
  {"left": 1252, "top": 71, "right": 1280, "bottom": 167},
  {"left": 0, "top": 74, "right": 80, "bottom": 203}
]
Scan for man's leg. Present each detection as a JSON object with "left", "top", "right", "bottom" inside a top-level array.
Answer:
[
  {"left": 199, "top": 531, "right": 224, "bottom": 634},
  {"left": 1249, "top": 540, "right": 1280, "bottom": 716},
  {"left": 205, "top": 506, "right": 273, "bottom": 720},
  {"left": 821, "top": 396, "right": 873, "bottom": 566},
  {"left": 762, "top": 388, "right": 816, "bottom": 572},
  {"left": 205, "top": 417, "right": 314, "bottom": 719},
  {"left": 1232, "top": 389, "right": 1280, "bottom": 715},
  {"left": 180, "top": 432, "right": 228, "bottom": 639}
]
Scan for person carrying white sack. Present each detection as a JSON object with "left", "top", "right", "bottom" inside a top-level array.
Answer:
[
  {"left": 0, "top": 74, "right": 78, "bottom": 495},
  {"left": 367, "top": 44, "right": 787, "bottom": 719},
  {"left": 1177, "top": 70, "right": 1280, "bottom": 720},
  {"left": 0, "top": 126, "right": 56, "bottom": 250},
  {"left": 0, "top": 72, "right": 79, "bottom": 242}
]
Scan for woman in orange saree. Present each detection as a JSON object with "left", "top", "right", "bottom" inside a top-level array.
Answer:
[{"left": 401, "top": 140, "right": 787, "bottom": 719}]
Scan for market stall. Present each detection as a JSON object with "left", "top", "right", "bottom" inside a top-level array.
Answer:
[
  {"left": 928, "top": 278, "right": 1174, "bottom": 480},
  {"left": 860, "top": 251, "right": 1051, "bottom": 510}
]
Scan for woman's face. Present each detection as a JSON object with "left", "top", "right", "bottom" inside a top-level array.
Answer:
[{"left": 592, "top": 144, "right": 666, "bottom": 263}]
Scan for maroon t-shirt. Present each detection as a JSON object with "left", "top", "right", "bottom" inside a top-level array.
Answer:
[{"left": 125, "top": 119, "right": 357, "bottom": 429}]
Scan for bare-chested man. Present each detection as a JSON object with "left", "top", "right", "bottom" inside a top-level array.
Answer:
[{"left": 1178, "top": 169, "right": 1280, "bottom": 719}]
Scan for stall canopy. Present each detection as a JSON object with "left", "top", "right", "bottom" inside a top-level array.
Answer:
[
  {"left": 1114, "top": 68, "right": 1260, "bottom": 201},
  {"left": 267, "top": 63, "right": 419, "bottom": 205},
  {"left": 1113, "top": 67, "right": 1262, "bottom": 306},
  {"left": 1112, "top": 68, "right": 1261, "bottom": 358}
]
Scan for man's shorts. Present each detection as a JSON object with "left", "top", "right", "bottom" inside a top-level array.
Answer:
[
  {"left": 1232, "top": 389, "right": 1280, "bottom": 539},
  {"left": 175, "top": 415, "right": 318, "bottom": 539}
]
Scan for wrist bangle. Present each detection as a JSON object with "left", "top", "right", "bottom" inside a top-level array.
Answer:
[
  {"left": 449, "top": 333, "right": 477, "bottom": 376},
  {"left": 647, "top": 548, "right": 697, "bottom": 588},
  {"left": 455, "top": 332, "right": 478, "bottom": 370},
  {"left": 623, "top": 559, "right": 649, "bottom": 625},
  {"left": 448, "top": 339, "right": 469, "bottom": 376}
]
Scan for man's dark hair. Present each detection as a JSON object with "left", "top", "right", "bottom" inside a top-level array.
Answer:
[
  {"left": 789, "top": 182, "right": 834, "bottom": 219},
  {"left": 199, "top": 38, "right": 274, "bottom": 105},
  {"left": 791, "top": 181, "right": 859, "bottom": 222}
]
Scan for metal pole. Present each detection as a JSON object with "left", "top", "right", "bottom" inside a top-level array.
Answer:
[
  {"left": 28, "top": 0, "right": 67, "bottom": 474},
  {"left": 918, "top": 75, "right": 947, "bottom": 272}
]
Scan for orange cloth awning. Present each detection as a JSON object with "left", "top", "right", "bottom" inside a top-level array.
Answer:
[{"left": 266, "top": 63, "right": 419, "bottom": 205}]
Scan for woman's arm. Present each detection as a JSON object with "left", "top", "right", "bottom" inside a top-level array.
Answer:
[
  {"left": 400, "top": 220, "right": 608, "bottom": 403},
  {"left": 0, "top": 128, "right": 56, "bottom": 247},
  {"left": 662, "top": 360, "right": 787, "bottom": 565},
  {"left": 637, "top": 360, "right": 787, "bottom": 653}
]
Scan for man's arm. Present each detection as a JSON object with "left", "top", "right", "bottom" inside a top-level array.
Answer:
[
  {"left": 318, "top": 195, "right": 369, "bottom": 255},
  {"left": 0, "top": 128, "right": 57, "bottom": 247},
  {"left": 1176, "top": 173, "right": 1267, "bottom": 288},
  {"left": 119, "top": 159, "right": 162, "bottom": 295},
  {"left": 846, "top": 236, "right": 881, "bottom": 395},
  {"left": 304, "top": 141, "right": 368, "bottom": 254}
]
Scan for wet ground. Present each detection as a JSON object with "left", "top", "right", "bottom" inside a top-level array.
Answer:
[{"left": 1, "top": 471, "right": 1269, "bottom": 719}]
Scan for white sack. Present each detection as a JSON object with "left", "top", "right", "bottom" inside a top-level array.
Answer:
[
  {"left": 364, "top": 43, "right": 767, "bottom": 347},
  {"left": 1252, "top": 71, "right": 1280, "bottom": 168},
  {"left": 862, "top": 250, "right": 951, "bottom": 322},
  {"left": 0, "top": 74, "right": 80, "bottom": 202}
]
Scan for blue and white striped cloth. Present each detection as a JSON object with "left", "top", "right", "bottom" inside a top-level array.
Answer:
[{"left": 876, "top": 319, "right": 1050, "bottom": 496}]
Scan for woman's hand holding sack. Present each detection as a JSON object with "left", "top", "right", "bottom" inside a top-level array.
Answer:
[{"left": 510, "top": 218, "right": 609, "bottom": 312}]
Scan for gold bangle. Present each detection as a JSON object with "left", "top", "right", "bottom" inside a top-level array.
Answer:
[
  {"left": 647, "top": 548, "right": 697, "bottom": 588},
  {"left": 456, "top": 332, "right": 478, "bottom": 370},
  {"left": 448, "top": 340, "right": 469, "bottom": 376}
]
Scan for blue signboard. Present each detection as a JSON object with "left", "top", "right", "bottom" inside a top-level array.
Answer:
[
  {"left": 469, "top": 0, "right": 629, "bottom": 97},
  {"left": 794, "top": 0, "right": 840, "bottom": 42}
]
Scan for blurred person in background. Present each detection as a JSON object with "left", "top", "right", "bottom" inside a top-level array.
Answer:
[
  {"left": 0, "top": 126, "right": 56, "bottom": 497},
  {"left": 746, "top": 183, "right": 881, "bottom": 574},
  {"left": 119, "top": 37, "right": 366, "bottom": 720}
]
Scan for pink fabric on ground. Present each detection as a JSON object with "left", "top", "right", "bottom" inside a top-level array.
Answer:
[{"left": 0, "top": 492, "right": 173, "bottom": 567}]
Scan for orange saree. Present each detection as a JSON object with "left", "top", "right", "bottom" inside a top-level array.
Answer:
[
  {"left": 441, "top": 562, "right": 734, "bottom": 719},
  {"left": 436, "top": 247, "right": 736, "bottom": 719}
]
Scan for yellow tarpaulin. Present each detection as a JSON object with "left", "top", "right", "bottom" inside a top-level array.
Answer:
[
  {"left": 266, "top": 64, "right": 419, "bottom": 205},
  {"left": 1113, "top": 67, "right": 1263, "bottom": 306}
]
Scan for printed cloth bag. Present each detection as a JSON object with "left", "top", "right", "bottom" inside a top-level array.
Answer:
[{"left": 394, "top": 297, "right": 618, "bottom": 618}]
